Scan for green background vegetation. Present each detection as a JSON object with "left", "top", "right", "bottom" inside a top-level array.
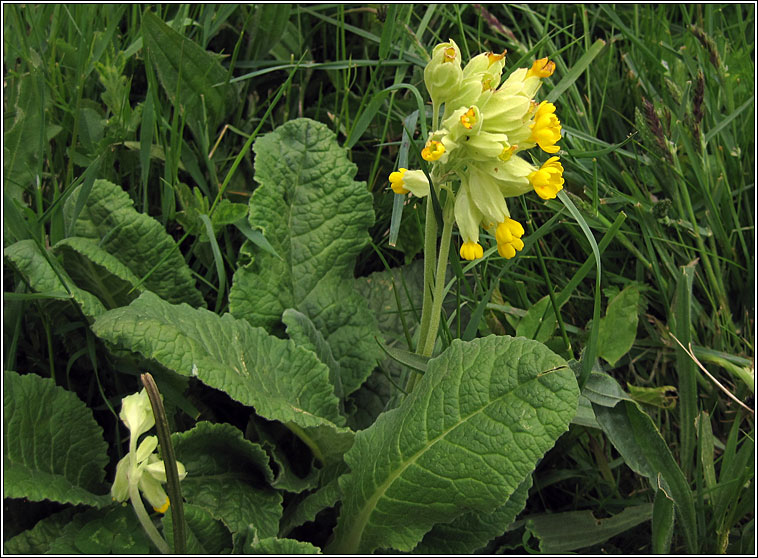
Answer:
[{"left": 4, "top": 4, "right": 754, "bottom": 554}]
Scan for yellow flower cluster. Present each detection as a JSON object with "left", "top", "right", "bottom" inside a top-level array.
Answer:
[{"left": 390, "top": 40, "right": 565, "bottom": 260}]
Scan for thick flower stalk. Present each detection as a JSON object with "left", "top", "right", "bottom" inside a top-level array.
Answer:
[
  {"left": 111, "top": 389, "right": 187, "bottom": 553},
  {"left": 391, "top": 44, "right": 565, "bottom": 262}
]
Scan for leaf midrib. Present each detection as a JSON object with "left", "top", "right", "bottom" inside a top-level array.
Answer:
[{"left": 341, "top": 361, "right": 567, "bottom": 553}]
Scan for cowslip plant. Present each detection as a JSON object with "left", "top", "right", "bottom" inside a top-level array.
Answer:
[
  {"left": 391, "top": 41, "right": 567, "bottom": 363},
  {"left": 3, "top": 15, "right": 577, "bottom": 556},
  {"left": 111, "top": 389, "right": 187, "bottom": 553}
]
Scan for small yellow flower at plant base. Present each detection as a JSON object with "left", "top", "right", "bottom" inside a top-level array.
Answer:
[
  {"left": 529, "top": 156, "right": 565, "bottom": 199},
  {"left": 495, "top": 218, "right": 525, "bottom": 259},
  {"left": 526, "top": 57, "right": 556, "bottom": 79},
  {"left": 389, "top": 168, "right": 430, "bottom": 197},
  {"left": 529, "top": 101, "right": 562, "bottom": 154},
  {"left": 389, "top": 168, "right": 410, "bottom": 194},
  {"left": 460, "top": 241, "right": 484, "bottom": 260},
  {"left": 422, "top": 140, "right": 446, "bottom": 161}
]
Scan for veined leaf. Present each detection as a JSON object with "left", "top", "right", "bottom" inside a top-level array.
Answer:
[
  {"left": 413, "top": 473, "right": 533, "bottom": 554},
  {"left": 229, "top": 118, "right": 381, "bottom": 396},
  {"left": 4, "top": 239, "right": 105, "bottom": 319},
  {"left": 171, "top": 422, "right": 280, "bottom": 537},
  {"left": 141, "top": 10, "right": 236, "bottom": 140},
  {"left": 327, "top": 336, "right": 579, "bottom": 554},
  {"left": 63, "top": 179, "right": 204, "bottom": 307},
  {"left": 3, "top": 371, "right": 110, "bottom": 508},
  {"left": 92, "top": 291, "right": 353, "bottom": 463},
  {"left": 44, "top": 506, "right": 153, "bottom": 554},
  {"left": 162, "top": 504, "right": 231, "bottom": 555},
  {"left": 54, "top": 237, "right": 143, "bottom": 309},
  {"left": 597, "top": 285, "right": 641, "bottom": 366}
]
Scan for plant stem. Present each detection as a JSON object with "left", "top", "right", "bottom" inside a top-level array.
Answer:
[
  {"left": 416, "top": 195, "right": 438, "bottom": 354},
  {"left": 420, "top": 195, "right": 454, "bottom": 358},
  {"left": 129, "top": 482, "right": 170, "bottom": 554}
]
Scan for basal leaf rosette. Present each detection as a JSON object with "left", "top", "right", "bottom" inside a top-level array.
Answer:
[{"left": 392, "top": 45, "right": 565, "bottom": 261}]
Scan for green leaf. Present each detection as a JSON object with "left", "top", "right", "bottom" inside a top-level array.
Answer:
[
  {"left": 594, "top": 399, "right": 698, "bottom": 553},
  {"left": 3, "top": 508, "right": 78, "bottom": 554},
  {"left": 597, "top": 285, "right": 640, "bottom": 366},
  {"left": 3, "top": 371, "right": 110, "bottom": 508},
  {"left": 92, "top": 292, "right": 353, "bottom": 462},
  {"left": 54, "top": 237, "right": 143, "bottom": 308},
  {"left": 283, "top": 308, "right": 344, "bottom": 400},
  {"left": 523, "top": 503, "right": 653, "bottom": 553},
  {"left": 141, "top": 10, "right": 236, "bottom": 140},
  {"left": 229, "top": 118, "right": 381, "bottom": 396},
  {"left": 279, "top": 462, "right": 346, "bottom": 537},
  {"left": 3, "top": 70, "right": 44, "bottom": 201},
  {"left": 413, "top": 473, "right": 533, "bottom": 554},
  {"left": 628, "top": 383, "right": 677, "bottom": 409},
  {"left": 162, "top": 504, "right": 232, "bottom": 554},
  {"left": 45, "top": 506, "right": 153, "bottom": 554},
  {"left": 171, "top": 421, "right": 281, "bottom": 537},
  {"left": 63, "top": 179, "right": 204, "bottom": 307},
  {"left": 516, "top": 295, "right": 557, "bottom": 343},
  {"left": 4, "top": 239, "right": 106, "bottom": 319},
  {"left": 327, "top": 336, "right": 579, "bottom": 554},
  {"left": 234, "top": 531, "right": 321, "bottom": 555},
  {"left": 250, "top": 537, "right": 322, "bottom": 554}
]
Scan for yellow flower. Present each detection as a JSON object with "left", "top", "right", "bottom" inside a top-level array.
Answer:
[
  {"left": 389, "top": 168, "right": 430, "bottom": 197},
  {"left": 460, "top": 241, "right": 484, "bottom": 261},
  {"left": 528, "top": 156, "right": 564, "bottom": 199},
  {"left": 526, "top": 57, "right": 556, "bottom": 79},
  {"left": 529, "top": 101, "right": 561, "bottom": 154},
  {"left": 495, "top": 218, "right": 525, "bottom": 259},
  {"left": 421, "top": 140, "right": 446, "bottom": 161}
]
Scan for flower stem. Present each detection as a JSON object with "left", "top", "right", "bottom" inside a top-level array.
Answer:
[
  {"left": 420, "top": 195, "right": 454, "bottom": 358},
  {"left": 129, "top": 482, "right": 170, "bottom": 554},
  {"left": 416, "top": 195, "right": 438, "bottom": 355}
]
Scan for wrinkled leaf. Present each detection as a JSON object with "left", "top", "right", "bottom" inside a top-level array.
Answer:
[
  {"left": 5, "top": 239, "right": 106, "bottom": 319},
  {"left": 413, "top": 473, "right": 533, "bottom": 554},
  {"left": 142, "top": 10, "right": 236, "bottom": 140},
  {"left": 63, "top": 179, "right": 204, "bottom": 307},
  {"left": 3, "top": 371, "right": 110, "bottom": 508},
  {"left": 328, "top": 336, "right": 579, "bottom": 554},
  {"left": 162, "top": 504, "right": 232, "bottom": 554},
  {"left": 92, "top": 292, "right": 353, "bottom": 464},
  {"left": 171, "top": 422, "right": 280, "bottom": 537},
  {"left": 229, "top": 118, "right": 381, "bottom": 396}
]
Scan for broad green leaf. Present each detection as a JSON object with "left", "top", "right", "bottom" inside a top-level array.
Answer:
[
  {"left": 63, "top": 179, "right": 204, "bottom": 307},
  {"left": 523, "top": 503, "right": 653, "bottom": 553},
  {"left": 3, "top": 508, "right": 78, "bottom": 554},
  {"left": 171, "top": 421, "right": 280, "bottom": 537},
  {"left": 283, "top": 308, "right": 344, "bottom": 401},
  {"left": 3, "top": 70, "right": 44, "bottom": 201},
  {"left": 593, "top": 399, "right": 697, "bottom": 553},
  {"left": 92, "top": 292, "right": 353, "bottom": 463},
  {"left": 413, "top": 473, "right": 533, "bottom": 554},
  {"left": 327, "top": 336, "right": 579, "bottom": 554},
  {"left": 54, "top": 237, "right": 143, "bottom": 308},
  {"left": 163, "top": 504, "right": 232, "bottom": 554},
  {"left": 516, "top": 295, "right": 557, "bottom": 343},
  {"left": 234, "top": 528, "right": 321, "bottom": 555},
  {"left": 3, "top": 371, "right": 110, "bottom": 508},
  {"left": 4, "top": 239, "right": 106, "bottom": 319},
  {"left": 582, "top": 370, "right": 634, "bottom": 407},
  {"left": 141, "top": 10, "right": 236, "bottom": 140},
  {"left": 229, "top": 118, "right": 381, "bottom": 396},
  {"left": 597, "top": 285, "right": 640, "bottom": 366},
  {"left": 249, "top": 537, "right": 321, "bottom": 554},
  {"left": 279, "top": 462, "right": 347, "bottom": 537},
  {"left": 45, "top": 506, "right": 153, "bottom": 554}
]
